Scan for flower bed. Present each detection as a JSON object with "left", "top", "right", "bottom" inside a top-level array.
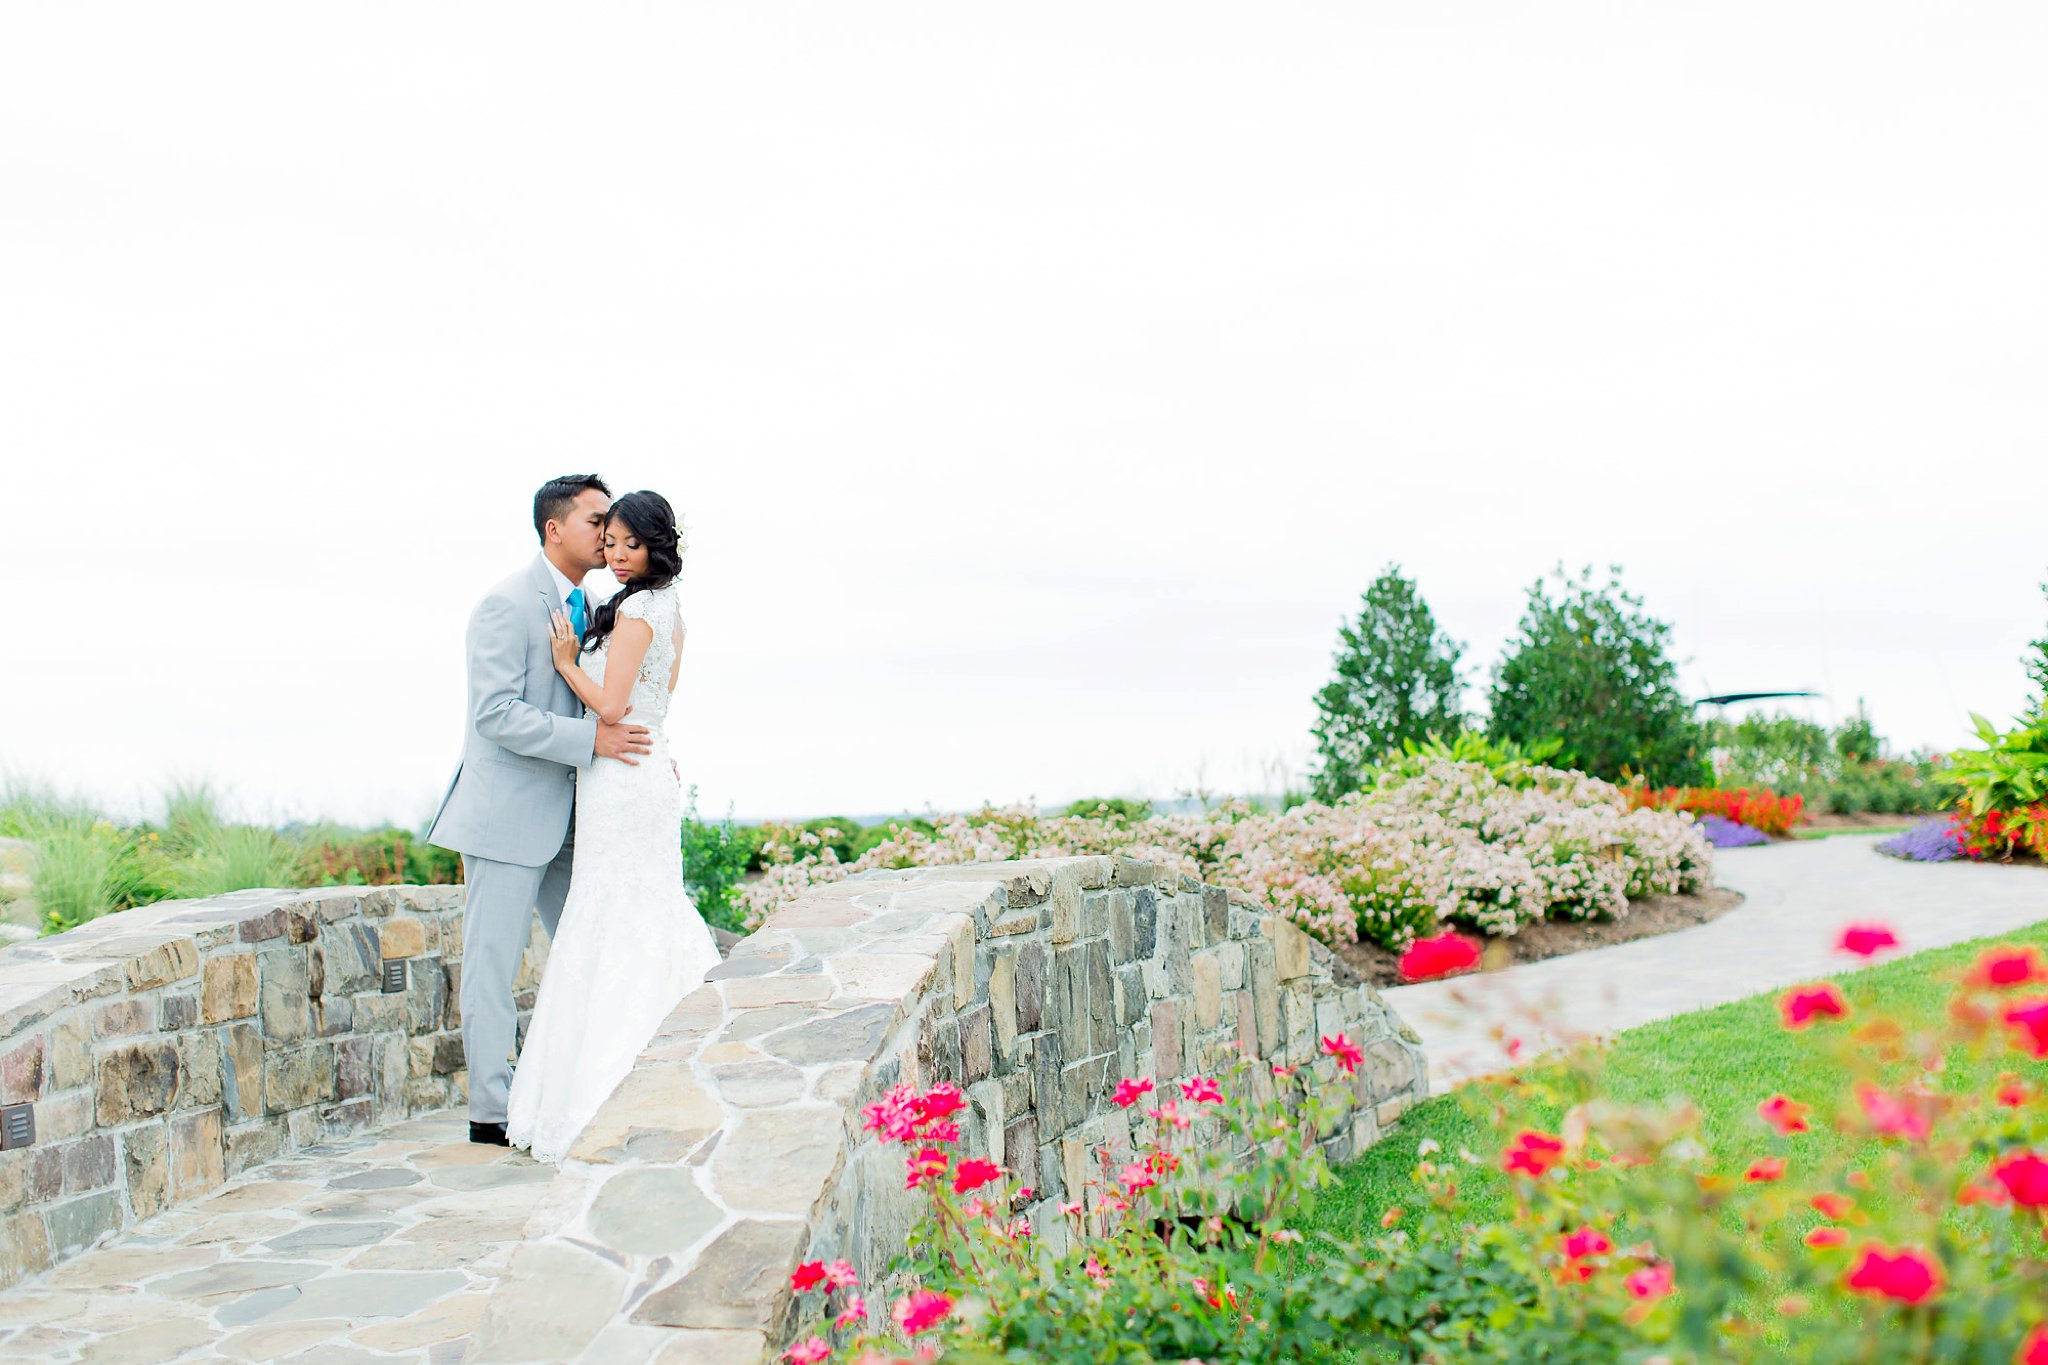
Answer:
[
  {"left": 1624, "top": 783, "right": 1807, "bottom": 836},
  {"left": 773, "top": 924, "right": 2048, "bottom": 1364},
  {"left": 738, "top": 762, "right": 1712, "bottom": 952}
]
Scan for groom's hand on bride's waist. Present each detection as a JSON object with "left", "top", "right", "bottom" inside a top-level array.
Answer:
[{"left": 594, "top": 709, "right": 654, "bottom": 764}]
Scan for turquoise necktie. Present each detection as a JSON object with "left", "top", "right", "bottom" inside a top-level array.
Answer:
[{"left": 566, "top": 587, "right": 588, "bottom": 637}]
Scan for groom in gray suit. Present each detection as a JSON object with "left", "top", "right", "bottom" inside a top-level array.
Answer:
[{"left": 427, "top": 474, "right": 652, "bottom": 1145}]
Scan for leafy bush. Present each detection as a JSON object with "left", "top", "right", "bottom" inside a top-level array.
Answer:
[
  {"left": 1488, "top": 566, "right": 1709, "bottom": 787},
  {"left": 850, "top": 817, "right": 936, "bottom": 862},
  {"left": 300, "top": 827, "right": 461, "bottom": 887},
  {"left": 1944, "top": 709, "right": 2048, "bottom": 856},
  {"left": 679, "top": 789, "right": 755, "bottom": 934},
  {"left": 1626, "top": 785, "right": 1807, "bottom": 837},
  {"left": 1364, "top": 728, "right": 1563, "bottom": 790},
  {"left": 1833, "top": 699, "right": 1883, "bottom": 766},
  {"left": 1310, "top": 565, "right": 1466, "bottom": 801},
  {"left": 1710, "top": 708, "right": 1948, "bottom": 817},
  {"left": 738, "top": 766, "right": 1710, "bottom": 950},
  {"left": 1060, "top": 797, "right": 1154, "bottom": 823},
  {"left": 1711, "top": 712, "right": 1834, "bottom": 790},
  {"left": 784, "top": 925, "right": 2048, "bottom": 1364}
]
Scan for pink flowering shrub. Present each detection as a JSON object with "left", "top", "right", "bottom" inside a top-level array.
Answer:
[
  {"left": 740, "top": 762, "right": 1711, "bottom": 951},
  {"left": 780, "top": 926, "right": 2048, "bottom": 1363}
]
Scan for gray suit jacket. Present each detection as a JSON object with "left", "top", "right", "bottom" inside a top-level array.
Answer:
[{"left": 426, "top": 556, "right": 598, "bottom": 867}]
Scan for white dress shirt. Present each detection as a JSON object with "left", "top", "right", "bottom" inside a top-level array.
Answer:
[{"left": 541, "top": 557, "right": 582, "bottom": 614}]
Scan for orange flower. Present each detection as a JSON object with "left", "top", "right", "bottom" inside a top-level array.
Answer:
[
  {"left": 1809, "top": 1192, "right": 1854, "bottom": 1220},
  {"left": 1500, "top": 1129, "right": 1566, "bottom": 1178}
]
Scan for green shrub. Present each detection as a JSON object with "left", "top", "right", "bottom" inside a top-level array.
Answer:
[
  {"left": 1711, "top": 712, "right": 1833, "bottom": 791},
  {"left": 1060, "top": 797, "right": 1153, "bottom": 822},
  {"left": 300, "top": 826, "right": 460, "bottom": 886},
  {"left": 801, "top": 816, "right": 862, "bottom": 864},
  {"left": 1488, "top": 566, "right": 1708, "bottom": 786},
  {"left": 850, "top": 817, "right": 937, "bottom": 861},
  {"left": 1832, "top": 699, "right": 1882, "bottom": 766},
  {"left": 1311, "top": 565, "right": 1467, "bottom": 801},
  {"left": 1366, "top": 727, "right": 1563, "bottom": 790},
  {"left": 680, "top": 790, "right": 754, "bottom": 933}
]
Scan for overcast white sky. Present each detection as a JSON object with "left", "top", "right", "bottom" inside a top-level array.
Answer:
[{"left": 3, "top": 4, "right": 2043, "bottom": 827}]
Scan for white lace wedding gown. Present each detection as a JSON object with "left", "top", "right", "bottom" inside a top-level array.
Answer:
[{"left": 506, "top": 584, "right": 720, "bottom": 1163}]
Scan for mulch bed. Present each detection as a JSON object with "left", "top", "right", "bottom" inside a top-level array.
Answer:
[{"left": 1330, "top": 886, "right": 1747, "bottom": 989}]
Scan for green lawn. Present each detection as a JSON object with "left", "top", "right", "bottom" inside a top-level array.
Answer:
[
  {"left": 1792, "top": 823, "right": 1918, "bottom": 840},
  {"left": 1312, "top": 919, "right": 2048, "bottom": 1238}
]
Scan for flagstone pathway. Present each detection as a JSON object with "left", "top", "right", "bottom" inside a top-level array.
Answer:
[
  {"left": 0, "top": 1111, "right": 546, "bottom": 1364},
  {"left": 1384, "top": 833, "right": 2048, "bottom": 1090}
]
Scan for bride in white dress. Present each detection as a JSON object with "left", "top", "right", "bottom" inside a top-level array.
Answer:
[{"left": 506, "top": 489, "right": 721, "bottom": 1163}]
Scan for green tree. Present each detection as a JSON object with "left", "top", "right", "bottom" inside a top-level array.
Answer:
[
  {"left": 1310, "top": 565, "right": 1465, "bottom": 801},
  {"left": 1487, "top": 565, "right": 1707, "bottom": 786},
  {"left": 1832, "top": 698, "right": 1883, "bottom": 766},
  {"left": 2026, "top": 578, "right": 2048, "bottom": 708}
]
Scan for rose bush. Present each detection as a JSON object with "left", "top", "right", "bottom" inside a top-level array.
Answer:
[
  {"left": 777, "top": 924, "right": 2048, "bottom": 1364},
  {"left": 739, "top": 762, "right": 1711, "bottom": 951}
]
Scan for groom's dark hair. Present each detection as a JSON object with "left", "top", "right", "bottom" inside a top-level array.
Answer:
[{"left": 533, "top": 475, "right": 611, "bottom": 541}]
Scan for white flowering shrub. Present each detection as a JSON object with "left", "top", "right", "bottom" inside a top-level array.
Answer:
[{"left": 736, "top": 762, "right": 1712, "bottom": 951}]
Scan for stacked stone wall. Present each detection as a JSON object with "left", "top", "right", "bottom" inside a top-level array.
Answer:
[
  {"left": 468, "top": 856, "right": 1427, "bottom": 1363},
  {"left": 0, "top": 884, "right": 542, "bottom": 1288}
]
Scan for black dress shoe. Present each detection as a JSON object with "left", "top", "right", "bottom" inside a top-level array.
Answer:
[{"left": 469, "top": 1121, "right": 510, "bottom": 1146}]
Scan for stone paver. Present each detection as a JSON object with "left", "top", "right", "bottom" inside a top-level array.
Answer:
[
  {"left": 1387, "top": 834, "right": 2048, "bottom": 1089},
  {"left": 0, "top": 1111, "right": 543, "bottom": 1363}
]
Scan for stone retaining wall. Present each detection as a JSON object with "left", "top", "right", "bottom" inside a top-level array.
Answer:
[
  {"left": 0, "top": 884, "right": 542, "bottom": 1289},
  {"left": 468, "top": 856, "right": 1427, "bottom": 1364}
]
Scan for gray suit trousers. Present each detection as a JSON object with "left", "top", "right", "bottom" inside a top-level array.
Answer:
[{"left": 461, "top": 834, "right": 573, "bottom": 1124}]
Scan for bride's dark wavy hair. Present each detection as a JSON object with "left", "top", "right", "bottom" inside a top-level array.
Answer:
[{"left": 582, "top": 490, "right": 684, "bottom": 651}]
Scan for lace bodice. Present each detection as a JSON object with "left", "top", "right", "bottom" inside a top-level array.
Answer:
[{"left": 582, "top": 584, "right": 682, "bottom": 725}]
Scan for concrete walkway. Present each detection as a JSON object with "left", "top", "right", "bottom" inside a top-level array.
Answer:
[
  {"left": 1384, "top": 835, "right": 2048, "bottom": 1090},
  {"left": 0, "top": 1112, "right": 547, "bottom": 1364}
]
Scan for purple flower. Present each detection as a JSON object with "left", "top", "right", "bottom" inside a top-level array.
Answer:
[
  {"left": 1877, "top": 817, "right": 1963, "bottom": 863},
  {"left": 1698, "top": 814, "right": 1768, "bottom": 848}
]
